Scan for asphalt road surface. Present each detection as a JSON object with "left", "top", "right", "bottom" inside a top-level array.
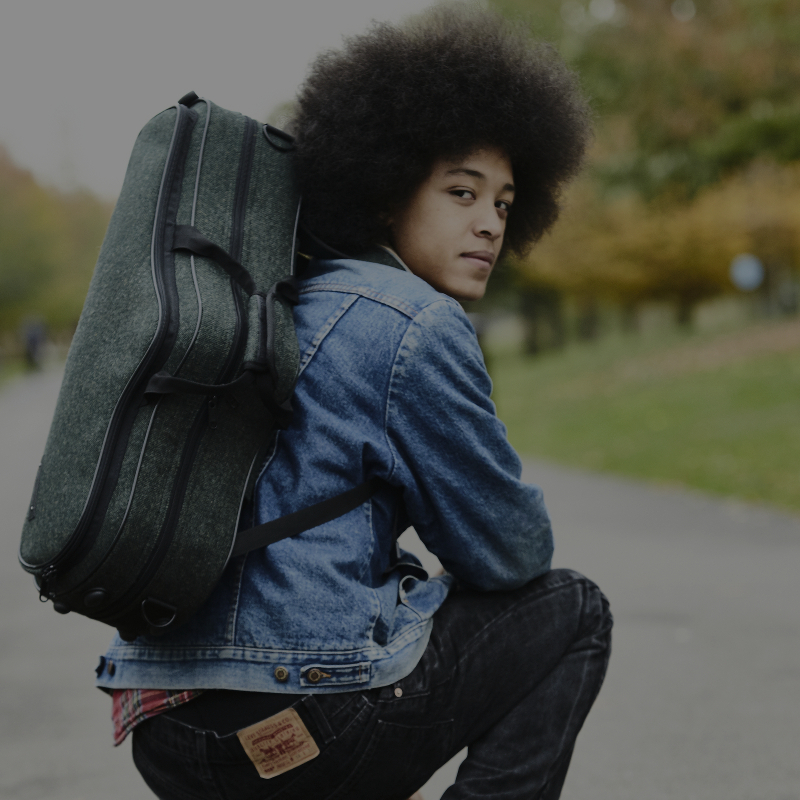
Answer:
[{"left": 1, "top": 366, "right": 798, "bottom": 800}]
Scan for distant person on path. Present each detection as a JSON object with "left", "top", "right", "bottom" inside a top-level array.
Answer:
[
  {"left": 21, "top": 317, "right": 45, "bottom": 370},
  {"left": 100, "top": 6, "right": 612, "bottom": 798}
]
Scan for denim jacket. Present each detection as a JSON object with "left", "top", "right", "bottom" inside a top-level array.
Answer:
[{"left": 96, "top": 254, "right": 553, "bottom": 694}]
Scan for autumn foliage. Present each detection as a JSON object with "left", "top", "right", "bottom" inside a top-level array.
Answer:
[
  {"left": 0, "top": 146, "right": 112, "bottom": 336},
  {"left": 4, "top": 0, "right": 800, "bottom": 343},
  {"left": 493, "top": 0, "right": 800, "bottom": 332},
  {"left": 518, "top": 164, "right": 800, "bottom": 318}
]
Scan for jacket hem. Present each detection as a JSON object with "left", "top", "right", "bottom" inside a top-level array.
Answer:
[{"left": 95, "top": 620, "right": 433, "bottom": 693}]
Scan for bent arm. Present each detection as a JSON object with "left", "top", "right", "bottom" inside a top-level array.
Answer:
[{"left": 385, "top": 300, "right": 553, "bottom": 591}]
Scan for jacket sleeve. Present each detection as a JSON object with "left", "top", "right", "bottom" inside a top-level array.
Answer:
[{"left": 384, "top": 299, "right": 553, "bottom": 591}]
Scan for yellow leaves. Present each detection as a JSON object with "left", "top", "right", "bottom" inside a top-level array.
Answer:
[
  {"left": 516, "top": 162, "right": 800, "bottom": 307},
  {"left": 0, "top": 145, "right": 112, "bottom": 333}
]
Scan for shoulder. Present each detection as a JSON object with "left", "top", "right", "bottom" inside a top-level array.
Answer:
[
  {"left": 296, "top": 258, "right": 482, "bottom": 383},
  {"left": 298, "top": 257, "right": 464, "bottom": 323}
]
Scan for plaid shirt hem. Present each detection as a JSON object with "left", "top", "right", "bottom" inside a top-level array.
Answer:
[{"left": 112, "top": 688, "right": 204, "bottom": 746}]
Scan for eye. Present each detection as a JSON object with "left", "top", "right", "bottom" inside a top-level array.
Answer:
[
  {"left": 495, "top": 199, "right": 512, "bottom": 216},
  {"left": 450, "top": 188, "right": 475, "bottom": 201}
]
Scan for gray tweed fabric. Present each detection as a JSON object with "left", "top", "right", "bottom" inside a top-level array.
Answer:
[{"left": 19, "top": 99, "right": 301, "bottom": 638}]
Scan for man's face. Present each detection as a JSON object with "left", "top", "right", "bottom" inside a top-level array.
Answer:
[{"left": 389, "top": 148, "right": 515, "bottom": 302}]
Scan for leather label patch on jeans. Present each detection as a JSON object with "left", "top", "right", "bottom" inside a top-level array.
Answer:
[{"left": 237, "top": 707, "right": 320, "bottom": 779}]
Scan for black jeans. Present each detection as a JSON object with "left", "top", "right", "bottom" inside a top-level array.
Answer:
[{"left": 132, "top": 569, "right": 612, "bottom": 800}]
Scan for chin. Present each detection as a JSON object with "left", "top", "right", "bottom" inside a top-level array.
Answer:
[
  {"left": 432, "top": 276, "right": 488, "bottom": 302},
  {"left": 452, "top": 285, "right": 487, "bottom": 302}
]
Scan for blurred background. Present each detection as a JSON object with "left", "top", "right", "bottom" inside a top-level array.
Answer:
[
  {"left": 1, "top": 2, "right": 799, "bottom": 799},
  {"left": 480, "top": 0, "right": 800, "bottom": 514},
  {"left": 2, "top": 0, "right": 799, "bottom": 512}
]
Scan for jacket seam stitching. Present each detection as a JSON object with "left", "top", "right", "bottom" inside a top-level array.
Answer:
[
  {"left": 383, "top": 299, "right": 455, "bottom": 484},
  {"left": 252, "top": 430, "right": 281, "bottom": 499},
  {"left": 300, "top": 282, "right": 429, "bottom": 318},
  {"left": 100, "top": 620, "right": 432, "bottom": 662},
  {"left": 297, "top": 293, "right": 359, "bottom": 376}
]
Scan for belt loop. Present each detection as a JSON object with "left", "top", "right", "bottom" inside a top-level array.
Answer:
[
  {"left": 194, "top": 727, "right": 215, "bottom": 785},
  {"left": 301, "top": 695, "right": 335, "bottom": 745}
]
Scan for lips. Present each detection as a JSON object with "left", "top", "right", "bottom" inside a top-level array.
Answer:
[{"left": 462, "top": 251, "right": 495, "bottom": 267}]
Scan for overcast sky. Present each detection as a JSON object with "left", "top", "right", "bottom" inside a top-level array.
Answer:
[{"left": 1, "top": 0, "right": 453, "bottom": 198}]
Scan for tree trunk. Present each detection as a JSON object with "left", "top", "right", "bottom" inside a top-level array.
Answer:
[
  {"left": 520, "top": 286, "right": 565, "bottom": 355},
  {"left": 621, "top": 302, "right": 640, "bottom": 333},
  {"left": 675, "top": 297, "right": 694, "bottom": 327},
  {"left": 576, "top": 298, "right": 600, "bottom": 340}
]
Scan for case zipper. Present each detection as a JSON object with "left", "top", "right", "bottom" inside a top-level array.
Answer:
[
  {"left": 97, "top": 116, "right": 259, "bottom": 627},
  {"left": 29, "top": 103, "right": 197, "bottom": 591}
]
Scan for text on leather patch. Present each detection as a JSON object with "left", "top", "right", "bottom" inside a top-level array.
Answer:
[{"left": 237, "top": 707, "right": 320, "bottom": 779}]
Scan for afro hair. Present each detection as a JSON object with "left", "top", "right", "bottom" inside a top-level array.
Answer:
[{"left": 290, "top": 3, "right": 591, "bottom": 257}]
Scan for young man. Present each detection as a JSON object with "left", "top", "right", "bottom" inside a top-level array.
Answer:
[{"left": 99, "top": 7, "right": 612, "bottom": 798}]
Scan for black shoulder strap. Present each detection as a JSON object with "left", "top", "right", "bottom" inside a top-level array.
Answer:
[
  {"left": 230, "top": 476, "right": 385, "bottom": 558},
  {"left": 297, "top": 224, "right": 351, "bottom": 260},
  {"left": 352, "top": 246, "right": 408, "bottom": 271}
]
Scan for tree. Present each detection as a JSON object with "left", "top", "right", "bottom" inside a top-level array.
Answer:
[
  {"left": 0, "top": 145, "right": 112, "bottom": 337},
  {"left": 0, "top": 147, "right": 61, "bottom": 326},
  {"left": 492, "top": 0, "right": 800, "bottom": 332},
  {"left": 496, "top": 0, "right": 800, "bottom": 196}
]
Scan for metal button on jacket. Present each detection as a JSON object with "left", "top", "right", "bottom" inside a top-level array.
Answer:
[
  {"left": 306, "top": 668, "right": 325, "bottom": 684},
  {"left": 274, "top": 666, "right": 289, "bottom": 683}
]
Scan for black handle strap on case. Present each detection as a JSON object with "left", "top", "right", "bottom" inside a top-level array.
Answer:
[
  {"left": 230, "top": 476, "right": 385, "bottom": 558},
  {"left": 172, "top": 224, "right": 257, "bottom": 295},
  {"left": 145, "top": 369, "right": 253, "bottom": 398},
  {"left": 143, "top": 368, "right": 294, "bottom": 427},
  {"left": 168, "top": 216, "right": 389, "bottom": 558}
]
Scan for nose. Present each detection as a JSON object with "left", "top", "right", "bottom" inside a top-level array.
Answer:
[{"left": 473, "top": 201, "right": 504, "bottom": 242}]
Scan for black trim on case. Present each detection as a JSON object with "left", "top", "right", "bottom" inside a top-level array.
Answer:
[
  {"left": 178, "top": 91, "right": 201, "bottom": 108},
  {"left": 23, "top": 104, "right": 198, "bottom": 592},
  {"left": 262, "top": 123, "right": 295, "bottom": 151},
  {"left": 98, "top": 402, "right": 210, "bottom": 626},
  {"left": 100, "top": 116, "right": 262, "bottom": 635}
]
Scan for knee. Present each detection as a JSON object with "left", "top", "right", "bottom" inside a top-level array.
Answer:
[
  {"left": 573, "top": 570, "right": 613, "bottom": 646},
  {"left": 536, "top": 568, "right": 613, "bottom": 643}
]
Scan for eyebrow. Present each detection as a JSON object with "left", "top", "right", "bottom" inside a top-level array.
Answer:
[{"left": 445, "top": 167, "right": 515, "bottom": 194}]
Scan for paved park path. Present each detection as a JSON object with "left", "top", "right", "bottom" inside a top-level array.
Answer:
[{"left": 1, "top": 366, "right": 798, "bottom": 799}]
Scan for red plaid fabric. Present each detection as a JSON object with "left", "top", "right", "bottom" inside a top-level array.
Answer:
[{"left": 112, "top": 688, "right": 204, "bottom": 745}]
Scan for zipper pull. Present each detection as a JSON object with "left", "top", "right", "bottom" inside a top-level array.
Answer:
[
  {"left": 38, "top": 566, "right": 57, "bottom": 602},
  {"left": 208, "top": 396, "right": 219, "bottom": 429}
]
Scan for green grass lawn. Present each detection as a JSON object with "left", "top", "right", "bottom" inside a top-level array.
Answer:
[{"left": 491, "top": 318, "right": 800, "bottom": 512}]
